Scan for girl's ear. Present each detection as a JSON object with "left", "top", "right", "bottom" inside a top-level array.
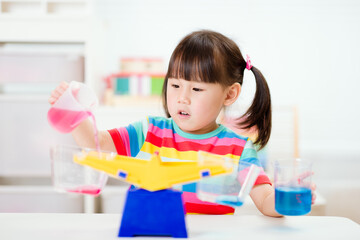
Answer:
[{"left": 224, "top": 82, "right": 241, "bottom": 106}]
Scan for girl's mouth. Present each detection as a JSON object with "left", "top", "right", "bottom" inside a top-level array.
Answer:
[{"left": 179, "top": 111, "right": 190, "bottom": 116}]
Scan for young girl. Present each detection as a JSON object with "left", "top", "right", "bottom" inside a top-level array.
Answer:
[{"left": 49, "top": 30, "right": 315, "bottom": 217}]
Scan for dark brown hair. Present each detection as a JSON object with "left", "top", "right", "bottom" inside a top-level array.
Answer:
[{"left": 162, "top": 30, "right": 271, "bottom": 149}]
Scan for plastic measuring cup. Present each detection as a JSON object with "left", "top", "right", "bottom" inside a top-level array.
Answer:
[
  {"left": 47, "top": 81, "right": 98, "bottom": 133},
  {"left": 274, "top": 158, "right": 313, "bottom": 215},
  {"left": 196, "top": 151, "right": 261, "bottom": 208},
  {"left": 50, "top": 145, "right": 109, "bottom": 196}
]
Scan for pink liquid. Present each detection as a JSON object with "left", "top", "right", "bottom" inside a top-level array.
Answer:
[
  {"left": 48, "top": 108, "right": 91, "bottom": 133},
  {"left": 67, "top": 185, "right": 101, "bottom": 195},
  {"left": 48, "top": 108, "right": 100, "bottom": 152}
]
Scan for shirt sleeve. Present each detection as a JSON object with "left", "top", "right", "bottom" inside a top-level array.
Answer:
[
  {"left": 107, "top": 117, "right": 149, "bottom": 157},
  {"left": 239, "top": 139, "right": 272, "bottom": 186}
]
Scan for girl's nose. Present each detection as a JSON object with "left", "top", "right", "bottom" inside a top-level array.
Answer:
[{"left": 178, "top": 90, "right": 191, "bottom": 104}]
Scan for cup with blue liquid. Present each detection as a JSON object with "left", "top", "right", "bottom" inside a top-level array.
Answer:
[{"left": 274, "top": 158, "right": 313, "bottom": 216}]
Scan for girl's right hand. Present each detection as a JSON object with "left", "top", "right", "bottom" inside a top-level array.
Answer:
[{"left": 48, "top": 81, "right": 69, "bottom": 105}]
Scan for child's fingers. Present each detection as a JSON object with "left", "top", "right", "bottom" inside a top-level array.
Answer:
[
  {"left": 311, "top": 183, "right": 316, "bottom": 205},
  {"left": 298, "top": 171, "right": 313, "bottom": 181},
  {"left": 48, "top": 92, "right": 59, "bottom": 104},
  {"left": 311, "top": 188, "right": 317, "bottom": 204},
  {"left": 48, "top": 81, "right": 69, "bottom": 105},
  {"left": 55, "top": 82, "right": 69, "bottom": 95},
  {"left": 295, "top": 171, "right": 313, "bottom": 184},
  {"left": 51, "top": 89, "right": 61, "bottom": 98},
  {"left": 312, "top": 192, "right": 317, "bottom": 204},
  {"left": 59, "top": 81, "right": 69, "bottom": 91},
  {"left": 48, "top": 97, "right": 56, "bottom": 105}
]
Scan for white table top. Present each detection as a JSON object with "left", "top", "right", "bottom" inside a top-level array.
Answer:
[{"left": 0, "top": 213, "right": 359, "bottom": 240}]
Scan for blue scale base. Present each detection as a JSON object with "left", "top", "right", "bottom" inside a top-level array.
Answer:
[{"left": 118, "top": 188, "right": 188, "bottom": 238}]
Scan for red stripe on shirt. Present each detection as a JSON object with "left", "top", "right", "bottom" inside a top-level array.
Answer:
[
  {"left": 108, "top": 129, "right": 127, "bottom": 156},
  {"left": 254, "top": 175, "right": 272, "bottom": 186}
]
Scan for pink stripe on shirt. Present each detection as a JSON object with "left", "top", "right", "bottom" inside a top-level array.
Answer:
[{"left": 148, "top": 124, "right": 247, "bottom": 147}]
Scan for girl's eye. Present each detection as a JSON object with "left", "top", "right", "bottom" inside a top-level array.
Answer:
[
  {"left": 192, "top": 88, "right": 203, "bottom": 92},
  {"left": 171, "top": 84, "right": 180, "bottom": 88}
]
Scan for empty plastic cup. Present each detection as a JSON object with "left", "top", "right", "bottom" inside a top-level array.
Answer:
[
  {"left": 274, "top": 158, "right": 313, "bottom": 215},
  {"left": 48, "top": 81, "right": 98, "bottom": 133},
  {"left": 50, "top": 145, "right": 108, "bottom": 196},
  {"left": 196, "top": 151, "right": 261, "bottom": 208}
]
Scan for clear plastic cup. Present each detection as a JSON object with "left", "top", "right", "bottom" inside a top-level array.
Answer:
[
  {"left": 274, "top": 158, "right": 313, "bottom": 215},
  {"left": 196, "top": 151, "right": 261, "bottom": 208},
  {"left": 50, "top": 145, "right": 108, "bottom": 196},
  {"left": 47, "top": 81, "right": 98, "bottom": 133}
]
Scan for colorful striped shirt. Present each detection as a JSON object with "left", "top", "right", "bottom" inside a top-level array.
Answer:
[{"left": 108, "top": 116, "right": 271, "bottom": 214}]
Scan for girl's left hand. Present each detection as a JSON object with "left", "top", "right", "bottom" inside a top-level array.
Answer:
[{"left": 311, "top": 183, "right": 317, "bottom": 205}]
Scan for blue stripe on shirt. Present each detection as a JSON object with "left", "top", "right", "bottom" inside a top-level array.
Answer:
[{"left": 126, "top": 124, "right": 140, "bottom": 157}]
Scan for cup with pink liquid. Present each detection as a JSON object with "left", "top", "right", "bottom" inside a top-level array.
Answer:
[
  {"left": 50, "top": 145, "right": 109, "bottom": 196},
  {"left": 48, "top": 81, "right": 98, "bottom": 133}
]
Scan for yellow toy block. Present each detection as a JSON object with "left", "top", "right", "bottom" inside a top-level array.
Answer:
[{"left": 73, "top": 151, "right": 233, "bottom": 192}]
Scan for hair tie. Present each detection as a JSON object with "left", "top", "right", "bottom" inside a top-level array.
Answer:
[{"left": 246, "top": 55, "right": 252, "bottom": 70}]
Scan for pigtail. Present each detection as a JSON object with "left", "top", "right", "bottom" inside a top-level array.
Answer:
[{"left": 238, "top": 66, "right": 271, "bottom": 150}]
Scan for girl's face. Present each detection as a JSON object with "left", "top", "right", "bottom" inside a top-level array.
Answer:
[{"left": 167, "top": 78, "right": 236, "bottom": 135}]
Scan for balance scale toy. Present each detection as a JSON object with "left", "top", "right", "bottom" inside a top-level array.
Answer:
[{"left": 74, "top": 151, "right": 233, "bottom": 238}]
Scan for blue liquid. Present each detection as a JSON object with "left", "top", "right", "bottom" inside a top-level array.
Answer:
[
  {"left": 216, "top": 196, "right": 243, "bottom": 208},
  {"left": 275, "top": 186, "right": 311, "bottom": 216}
]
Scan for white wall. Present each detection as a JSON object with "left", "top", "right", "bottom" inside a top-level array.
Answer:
[{"left": 93, "top": 0, "right": 360, "bottom": 164}]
